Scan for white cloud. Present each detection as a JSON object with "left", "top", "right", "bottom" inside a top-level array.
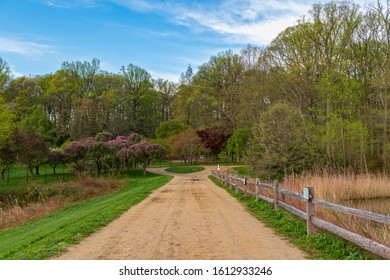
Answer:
[
  {"left": 149, "top": 70, "right": 181, "bottom": 83},
  {"left": 9, "top": 64, "right": 24, "bottom": 78},
  {"left": 112, "top": 0, "right": 313, "bottom": 45},
  {"left": 0, "top": 37, "right": 54, "bottom": 56}
]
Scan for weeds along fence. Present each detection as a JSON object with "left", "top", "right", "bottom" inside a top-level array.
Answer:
[{"left": 211, "top": 170, "right": 390, "bottom": 259}]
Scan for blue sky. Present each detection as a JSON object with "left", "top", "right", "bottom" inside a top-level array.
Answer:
[{"left": 0, "top": 0, "right": 368, "bottom": 82}]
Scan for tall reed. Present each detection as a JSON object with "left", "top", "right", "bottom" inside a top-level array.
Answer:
[{"left": 282, "top": 171, "right": 390, "bottom": 247}]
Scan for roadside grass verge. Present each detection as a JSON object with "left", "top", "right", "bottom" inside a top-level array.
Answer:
[
  {"left": 0, "top": 176, "right": 123, "bottom": 229},
  {"left": 165, "top": 166, "right": 205, "bottom": 174},
  {"left": 0, "top": 170, "right": 173, "bottom": 260},
  {"left": 208, "top": 176, "right": 381, "bottom": 260}
]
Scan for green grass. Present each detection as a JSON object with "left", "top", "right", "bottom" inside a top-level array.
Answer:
[
  {"left": 165, "top": 166, "right": 205, "bottom": 174},
  {"left": 231, "top": 166, "right": 273, "bottom": 182},
  {"left": 0, "top": 164, "right": 73, "bottom": 194},
  {"left": 0, "top": 169, "right": 173, "bottom": 260},
  {"left": 209, "top": 175, "right": 381, "bottom": 260},
  {"left": 232, "top": 166, "right": 253, "bottom": 176}
]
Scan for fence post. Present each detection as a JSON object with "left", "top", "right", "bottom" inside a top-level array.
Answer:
[
  {"left": 255, "top": 178, "right": 259, "bottom": 200},
  {"left": 243, "top": 177, "right": 247, "bottom": 196},
  {"left": 229, "top": 175, "right": 232, "bottom": 189},
  {"left": 235, "top": 175, "right": 239, "bottom": 193},
  {"left": 273, "top": 180, "right": 279, "bottom": 210},
  {"left": 304, "top": 187, "right": 316, "bottom": 235}
]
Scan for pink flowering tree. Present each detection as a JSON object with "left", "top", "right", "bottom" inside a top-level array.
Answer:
[
  {"left": 63, "top": 141, "right": 87, "bottom": 172},
  {"left": 85, "top": 137, "right": 111, "bottom": 175},
  {"left": 48, "top": 149, "right": 66, "bottom": 175},
  {"left": 129, "top": 141, "right": 165, "bottom": 175},
  {"left": 106, "top": 136, "right": 130, "bottom": 172},
  {"left": 116, "top": 146, "right": 133, "bottom": 171}
]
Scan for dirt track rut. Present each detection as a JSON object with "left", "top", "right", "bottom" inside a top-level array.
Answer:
[{"left": 54, "top": 167, "right": 305, "bottom": 260}]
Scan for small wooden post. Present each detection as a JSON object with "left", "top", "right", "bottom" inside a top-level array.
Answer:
[
  {"left": 273, "top": 180, "right": 279, "bottom": 210},
  {"left": 229, "top": 174, "right": 232, "bottom": 189},
  {"left": 243, "top": 177, "right": 247, "bottom": 196},
  {"left": 255, "top": 178, "right": 259, "bottom": 200},
  {"left": 235, "top": 175, "right": 239, "bottom": 193},
  {"left": 305, "top": 187, "right": 316, "bottom": 235}
]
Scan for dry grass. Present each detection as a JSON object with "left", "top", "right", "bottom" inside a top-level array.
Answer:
[
  {"left": 223, "top": 168, "right": 390, "bottom": 248},
  {"left": 282, "top": 171, "right": 390, "bottom": 247},
  {"left": 283, "top": 172, "right": 390, "bottom": 203},
  {"left": 0, "top": 198, "right": 65, "bottom": 229},
  {"left": 0, "top": 176, "right": 122, "bottom": 229}
]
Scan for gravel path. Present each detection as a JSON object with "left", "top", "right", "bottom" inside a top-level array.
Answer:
[{"left": 54, "top": 167, "right": 305, "bottom": 260}]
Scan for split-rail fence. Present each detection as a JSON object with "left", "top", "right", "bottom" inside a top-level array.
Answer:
[{"left": 211, "top": 170, "right": 390, "bottom": 259}]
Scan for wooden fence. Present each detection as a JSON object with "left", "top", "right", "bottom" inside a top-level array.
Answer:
[{"left": 211, "top": 170, "right": 390, "bottom": 259}]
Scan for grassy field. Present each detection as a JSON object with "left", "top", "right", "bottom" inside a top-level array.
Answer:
[
  {"left": 209, "top": 175, "right": 381, "bottom": 260},
  {"left": 0, "top": 169, "right": 172, "bottom": 260},
  {"left": 0, "top": 165, "right": 74, "bottom": 194},
  {"left": 165, "top": 166, "right": 205, "bottom": 174}
]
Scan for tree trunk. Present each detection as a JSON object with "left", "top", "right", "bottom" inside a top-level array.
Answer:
[{"left": 29, "top": 166, "right": 35, "bottom": 178}]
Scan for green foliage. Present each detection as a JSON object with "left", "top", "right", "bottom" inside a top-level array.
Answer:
[
  {"left": 247, "top": 103, "right": 313, "bottom": 178},
  {"left": 224, "top": 128, "right": 252, "bottom": 162},
  {"left": 19, "top": 105, "right": 56, "bottom": 144},
  {"left": 165, "top": 166, "right": 204, "bottom": 174},
  {"left": 156, "top": 119, "right": 185, "bottom": 139},
  {"left": 0, "top": 96, "right": 13, "bottom": 148},
  {"left": 0, "top": 57, "right": 12, "bottom": 91},
  {"left": 322, "top": 115, "right": 369, "bottom": 171},
  {"left": 0, "top": 170, "right": 172, "bottom": 259}
]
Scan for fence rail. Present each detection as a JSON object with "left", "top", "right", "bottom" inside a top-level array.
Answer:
[{"left": 211, "top": 170, "right": 390, "bottom": 259}]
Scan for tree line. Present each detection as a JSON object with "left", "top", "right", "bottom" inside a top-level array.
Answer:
[{"left": 1, "top": 0, "right": 390, "bottom": 178}]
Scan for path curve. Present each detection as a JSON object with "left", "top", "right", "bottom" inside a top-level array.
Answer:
[{"left": 54, "top": 166, "right": 306, "bottom": 260}]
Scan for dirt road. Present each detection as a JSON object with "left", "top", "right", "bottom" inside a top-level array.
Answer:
[{"left": 54, "top": 167, "right": 306, "bottom": 260}]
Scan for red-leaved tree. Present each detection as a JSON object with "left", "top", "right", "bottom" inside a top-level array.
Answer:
[{"left": 197, "top": 127, "right": 231, "bottom": 158}]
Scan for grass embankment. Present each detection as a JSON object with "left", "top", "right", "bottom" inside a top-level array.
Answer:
[
  {"left": 0, "top": 176, "right": 122, "bottom": 229},
  {"left": 0, "top": 170, "right": 172, "bottom": 260},
  {"left": 165, "top": 166, "right": 205, "bottom": 174},
  {"left": 209, "top": 175, "right": 380, "bottom": 260}
]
